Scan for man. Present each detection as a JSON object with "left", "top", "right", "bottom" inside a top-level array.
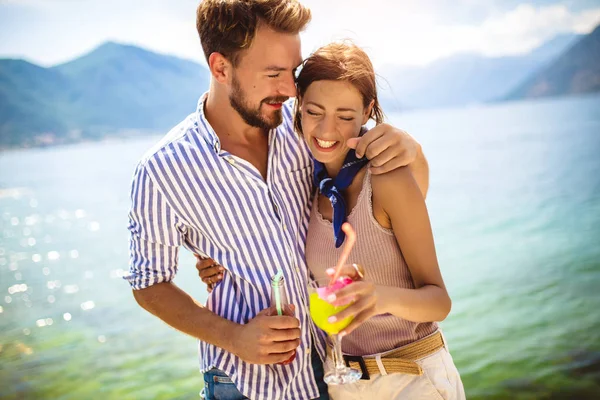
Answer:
[{"left": 125, "top": 1, "right": 428, "bottom": 399}]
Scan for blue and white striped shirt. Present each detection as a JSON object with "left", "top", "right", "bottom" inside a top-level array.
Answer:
[{"left": 125, "top": 94, "right": 326, "bottom": 400}]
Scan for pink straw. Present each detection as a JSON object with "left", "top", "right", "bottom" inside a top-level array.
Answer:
[{"left": 330, "top": 222, "right": 357, "bottom": 285}]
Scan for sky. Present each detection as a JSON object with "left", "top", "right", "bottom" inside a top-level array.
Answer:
[{"left": 0, "top": 0, "right": 599, "bottom": 68}]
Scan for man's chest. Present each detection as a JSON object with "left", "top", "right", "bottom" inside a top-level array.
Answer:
[
  {"left": 152, "top": 133, "right": 314, "bottom": 259},
  {"left": 171, "top": 158, "right": 311, "bottom": 242},
  {"left": 221, "top": 140, "right": 269, "bottom": 180},
  {"left": 172, "top": 161, "right": 312, "bottom": 287}
]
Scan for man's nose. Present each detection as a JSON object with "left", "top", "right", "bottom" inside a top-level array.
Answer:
[{"left": 278, "top": 73, "right": 297, "bottom": 98}]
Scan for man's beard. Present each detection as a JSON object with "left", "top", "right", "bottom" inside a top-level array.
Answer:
[{"left": 229, "top": 74, "right": 288, "bottom": 130}]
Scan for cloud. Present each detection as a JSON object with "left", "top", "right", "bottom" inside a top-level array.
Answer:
[
  {"left": 0, "top": 0, "right": 80, "bottom": 7},
  {"left": 472, "top": 4, "right": 600, "bottom": 56},
  {"left": 0, "top": 0, "right": 204, "bottom": 66},
  {"left": 0, "top": 1, "right": 598, "bottom": 67},
  {"left": 301, "top": 1, "right": 600, "bottom": 66}
]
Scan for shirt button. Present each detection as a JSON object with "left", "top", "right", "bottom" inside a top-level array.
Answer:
[
  {"left": 306, "top": 348, "right": 311, "bottom": 355},
  {"left": 226, "top": 157, "right": 235, "bottom": 165},
  {"left": 295, "top": 267, "right": 300, "bottom": 273}
]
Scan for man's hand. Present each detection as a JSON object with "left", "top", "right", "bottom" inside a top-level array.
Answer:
[
  {"left": 347, "top": 124, "right": 429, "bottom": 197},
  {"left": 347, "top": 123, "right": 420, "bottom": 174},
  {"left": 347, "top": 124, "right": 421, "bottom": 175},
  {"left": 195, "top": 257, "right": 301, "bottom": 364},
  {"left": 231, "top": 308, "right": 301, "bottom": 364},
  {"left": 195, "top": 255, "right": 224, "bottom": 292}
]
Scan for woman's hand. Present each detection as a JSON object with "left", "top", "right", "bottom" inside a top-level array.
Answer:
[
  {"left": 324, "top": 265, "right": 379, "bottom": 336},
  {"left": 195, "top": 255, "right": 224, "bottom": 292}
]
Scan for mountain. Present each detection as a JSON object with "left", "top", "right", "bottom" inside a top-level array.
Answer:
[
  {"left": 54, "top": 42, "right": 208, "bottom": 129},
  {"left": 1, "top": 30, "right": 596, "bottom": 148},
  {"left": 0, "top": 60, "right": 71, "bottom": 145},
  {"left": 0, "top": 42, "right": 209, "bottom": 147},
  {"left": 505, "top": 25, "right": 600, "bottom": 100},
  {"left": 378, "top": 32, "right": 582, "bottom": 110}
]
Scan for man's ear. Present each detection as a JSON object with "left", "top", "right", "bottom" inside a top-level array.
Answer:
[
  {"left": 208, "top": 52, "right": 232, "bottom": 83},
  {"left": 362, "top": 99, "right": 375, "bottom": 125}
]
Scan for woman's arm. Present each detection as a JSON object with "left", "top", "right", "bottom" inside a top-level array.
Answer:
[
  {"left": 372, "top": 166, "right": 450, "bottom": 321},
  {"left": 407, "top": 142, "right": 429, "bottom": 199},
  {"left": 329, "top": 167, "right": 450, "bottom": 335}
]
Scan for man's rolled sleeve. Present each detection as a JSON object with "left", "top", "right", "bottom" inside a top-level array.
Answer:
[{"left": 125, "top": 163, "right": 184, "bottom": 290}]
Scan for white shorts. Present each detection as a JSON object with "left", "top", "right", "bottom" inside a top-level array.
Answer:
[{"left": 327, "top": 336, "right": 466, "bottom": 400}]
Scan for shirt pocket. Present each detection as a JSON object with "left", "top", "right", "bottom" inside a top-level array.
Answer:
[
  {"left": 275, "top": 164, "right": 313, "bottom": 223},
  {"left": 269, "top": 164, "right": 313, "bottom": 271}
]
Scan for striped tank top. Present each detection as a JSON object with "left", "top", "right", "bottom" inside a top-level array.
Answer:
[{"left": 306, "top": 169, "right": 438, "bottom": 356}]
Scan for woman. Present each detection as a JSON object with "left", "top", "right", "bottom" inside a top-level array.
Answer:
[
  {"left": 294, "top": 41, "right": 465, "bottom": 400},
  {"left": 198, "top": 41, "right": 465, "bottom": 399}
]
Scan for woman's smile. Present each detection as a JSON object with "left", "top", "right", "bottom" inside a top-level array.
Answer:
[{"left": 313, "top": 137, "right": 340, "bottom": 151}]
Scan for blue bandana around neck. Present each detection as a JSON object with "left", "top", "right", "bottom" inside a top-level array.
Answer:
[{"left": 313, "top": 127, "right": 369, "bottom": 248}]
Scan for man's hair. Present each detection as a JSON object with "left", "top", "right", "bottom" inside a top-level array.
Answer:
[
  {"left": 294, "top": 41, "right": 384, "bottom": 135},
  {"left": 196, "top": 0, "right": 311, "bottom": 66}
]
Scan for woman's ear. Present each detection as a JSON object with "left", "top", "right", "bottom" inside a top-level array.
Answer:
[
  {"left": 362, "top": 99, "right": 375, "bottom": 125},
  {"left": 293, "top": 97, "right": 304, "bottom": 136}
]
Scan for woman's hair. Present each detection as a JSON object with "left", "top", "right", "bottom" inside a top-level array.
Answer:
[
  {"left": 196, "top": 0, "right": 311, "bottom": 66},
  {"left": 294, "top": 41, "right": 384, "bottom": 135}
]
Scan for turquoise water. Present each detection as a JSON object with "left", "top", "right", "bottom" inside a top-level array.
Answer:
[{"left": 1, "top": 94, "right": 599, "bottom": 399}]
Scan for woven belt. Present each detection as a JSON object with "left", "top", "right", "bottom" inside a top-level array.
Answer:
[{"left": 331, "top": 331, "right": 445, "bottom": 380}]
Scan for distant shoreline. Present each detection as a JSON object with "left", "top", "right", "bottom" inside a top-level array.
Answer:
[
  {"left": 0, "top": 130, "right": 163, "bottom": 153},
  {"left": 2, "top": 92, "right": 599, "bottom": 152}
]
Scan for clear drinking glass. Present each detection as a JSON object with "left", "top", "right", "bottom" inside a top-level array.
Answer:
[{"left": 308, "top": 277, "right": 362, "bottom": 385}]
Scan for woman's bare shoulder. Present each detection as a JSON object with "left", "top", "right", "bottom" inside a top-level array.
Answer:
[{"left": 370, "top": 166, "right": 416, "bottom": 194}]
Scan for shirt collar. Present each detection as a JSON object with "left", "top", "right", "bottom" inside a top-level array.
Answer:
[{"left": 196, "top": 92, "right": 222, "bottom": 153}]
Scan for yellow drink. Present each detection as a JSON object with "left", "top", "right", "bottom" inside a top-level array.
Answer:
[
  {"left": 307, "top": 275, "right": 362, "bottom": 384},
  {"left": 309, "top": 292, "right": 353, "bottom": 335}
]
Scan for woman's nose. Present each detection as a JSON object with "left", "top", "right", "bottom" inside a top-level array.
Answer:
[{"left": 319, "top": 116, "right": 337, "bottom": 136}]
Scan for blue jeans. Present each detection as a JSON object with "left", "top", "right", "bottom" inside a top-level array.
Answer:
[{"left": 201, "top": 346, "right": 329, "bottom": 400}]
